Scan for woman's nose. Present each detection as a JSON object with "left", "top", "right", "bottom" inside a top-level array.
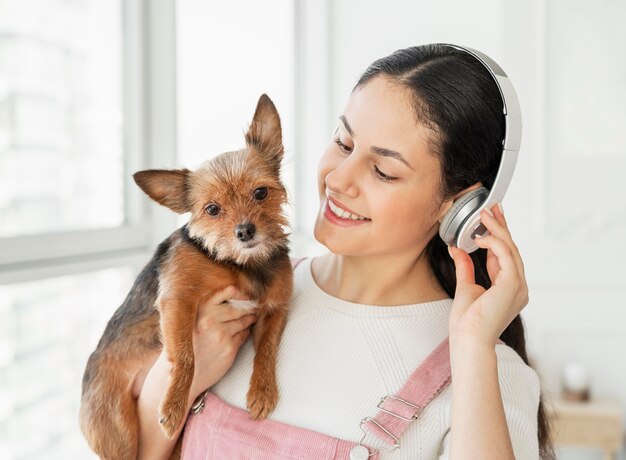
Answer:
[{"left": 324, "top": 153, "right": 360, "bottom": 198}]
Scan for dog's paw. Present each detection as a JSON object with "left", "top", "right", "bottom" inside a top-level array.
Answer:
[
  {"left": 158, "top": 396, "right": 188, "bottom": 439},
  {"left": 246, "top": 380, "right": 279, "bottom": 420}
]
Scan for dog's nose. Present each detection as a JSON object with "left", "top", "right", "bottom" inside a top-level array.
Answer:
[{"left": 235, "top": 222, "right": 256, "bottom": 242}]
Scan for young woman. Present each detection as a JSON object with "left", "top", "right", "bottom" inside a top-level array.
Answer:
[{"left": 136, "top": 44, "right": 554, "bottom": 459}]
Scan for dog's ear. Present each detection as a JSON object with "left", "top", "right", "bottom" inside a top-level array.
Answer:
[
  {"left": 133, "top": 169, "right": 190, "bottom": 214},
  {"left": 245, "top": 94, "right": 284, "bottom": 174}
]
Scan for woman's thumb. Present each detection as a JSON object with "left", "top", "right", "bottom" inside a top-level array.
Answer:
[
  {"left": 449, "top": 245, "right": 475, "bottom": 288},
  {"left": 212, "top": 285, "right": 238, "bottom": 304}
]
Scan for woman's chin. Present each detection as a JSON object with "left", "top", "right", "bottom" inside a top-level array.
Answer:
[{"left": 313, "top": 225, "right": 350, "bottom": 255}]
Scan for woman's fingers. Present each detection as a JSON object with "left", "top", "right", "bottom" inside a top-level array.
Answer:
[
  {"left": 480, "top": 206, "right": 514, "bottom": 248},
  {"left": 213, "top": 312, "right": 256, "bottom": 352},
  {"left": 232, "top": 328, "right": 251, "bottom": 347},
  {"left": 473, "top": 234, "right": 522, "bottom": 289},
  {"left": 492, "top": 203, "right": 527, "bottom": 281},
  {"left": 197, "top": 285, "right": 255, "bottom": 328},
  {"left": 450, "top": 203, "right": 526, "bottom": 290},
  {"left": 225, "top": 313, "right": 258, "bottom": 337},
  {"left": 481, "top": 204, "right": 526, "bottom": 284},
  {"left": 206, "top": 285, "right": 250, "bottom": 311}
]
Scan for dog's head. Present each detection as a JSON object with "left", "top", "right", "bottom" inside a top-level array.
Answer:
[{"left": 133, "top": 94, "right": 290, "bottom": 265}]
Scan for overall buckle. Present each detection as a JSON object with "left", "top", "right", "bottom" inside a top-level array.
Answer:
[
  {"left": 376, "top": 395, "right": 422, "bottom": 421},
  {"left": 357, "top": 416, "right": 400, "bottom": 454}
]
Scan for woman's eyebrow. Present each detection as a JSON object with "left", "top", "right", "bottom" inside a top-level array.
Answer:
[{"left": 339, "top": 115, "right": 414, "bottom": 171}]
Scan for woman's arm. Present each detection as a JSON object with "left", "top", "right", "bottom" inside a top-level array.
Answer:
[
  {"left": 439, "top": 340, "right": 540, "bottom": 459},
  {"left": 448, "top": 339, "right": 514, "bottom": 459},
  {"left": 446, "top": 203, "right": 534, "bottom": 459},
  {"left": 137, "top": 351, "right": 198, "bottom": 460}
]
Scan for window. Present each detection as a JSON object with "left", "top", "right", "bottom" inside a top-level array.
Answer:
[
  {"left": 0, "top": 0, "right": 176, "bottom": 458},
  {"left": 0, "top": 0, "right": 125, "bottom": 238},
  {"left": 0, "top": 0, "right": 308, "bottom": 457},
  {"left": 0, "top": 267, "right": 135, "bottom": 459}
]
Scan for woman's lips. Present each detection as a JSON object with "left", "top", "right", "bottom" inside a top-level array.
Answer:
[
  {"left": 326, "top": 194, "right": 369, "bottom": 219},
  {"left": 323, "top": 199, "right": 371, "bottom": 227}
]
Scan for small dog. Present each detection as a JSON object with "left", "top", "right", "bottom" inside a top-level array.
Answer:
[{"left": 79, "top": 94, "right": 293, "bottom": 460}]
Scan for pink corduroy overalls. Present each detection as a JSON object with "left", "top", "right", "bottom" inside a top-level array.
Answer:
[{"left": 180, "top": 257, "right": 504, "bottom": 460}]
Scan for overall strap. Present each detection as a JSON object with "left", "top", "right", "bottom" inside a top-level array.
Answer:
[{"left": 357, "top": 336, "right": 506, "bottom": 455}]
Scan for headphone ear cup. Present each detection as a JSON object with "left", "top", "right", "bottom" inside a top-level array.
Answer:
[{"left": 439, "top": 187, "right": 489, "bottom": 246}]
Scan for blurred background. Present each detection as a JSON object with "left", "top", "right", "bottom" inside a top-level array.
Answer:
[{"left": 0, "top": 0, "right": 624, "bottom": 459}]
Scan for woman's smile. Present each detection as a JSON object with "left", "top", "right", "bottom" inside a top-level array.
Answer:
[
  {"left": 323, "top": 199, "right": 371, "bottom": 227},
  {"left": 326, "top": 193, "right": 370, "bottom": 220}
]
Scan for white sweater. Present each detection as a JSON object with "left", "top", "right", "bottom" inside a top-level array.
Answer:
[{"left": 210, "top": 257, "right": 541, "bottom": 459}]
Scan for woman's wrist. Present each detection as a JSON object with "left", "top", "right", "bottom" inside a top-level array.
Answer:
[
  {"left": 449, "top": 334, "right": 498, "bottom": 370},
  {"left": 449, "top": 332, "right": 497, "bottom": 353},
  {"left": 137, "top": 352, "right": 179, "bottom": 460},
  {"left": 142, "top": 351, "right": 207, "bottom": 411}
]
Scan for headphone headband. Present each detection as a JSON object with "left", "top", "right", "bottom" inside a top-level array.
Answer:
[
  {"left": 435, "top": 43, "right": 522, "bottom": 252},
  {"left": 439, "top": 44, "right": 522, "bottom": 151}
]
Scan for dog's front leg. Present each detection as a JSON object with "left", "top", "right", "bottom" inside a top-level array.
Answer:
[
  {"left": 246, "top": 306, "right": 289, "bottom": 420},
  {"left": 246, "top": 266, "right": 293, "bottom": 420},
  {"left": 157, "top": 297, "right": 197, "bottom": 438}
]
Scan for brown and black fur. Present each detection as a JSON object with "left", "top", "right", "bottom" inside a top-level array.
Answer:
[{"left": 79, "top": 94, "right": 294, "bottom": 459}]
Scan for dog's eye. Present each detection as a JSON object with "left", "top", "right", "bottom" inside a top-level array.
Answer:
[
  {"left": 253, "top": 187, "right": 268, "bottom": 201},
  {"left": 205, "top": 204, "right": 221, "bottom": 216}
]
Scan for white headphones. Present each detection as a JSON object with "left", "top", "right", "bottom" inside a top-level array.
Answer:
[{"left": 436, "top": 43, "right": 522, "bottom": 253}]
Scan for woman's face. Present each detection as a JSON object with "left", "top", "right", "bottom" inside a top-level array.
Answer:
[{"left": 314, "top": 76, "right": 449, "bottom": 257}]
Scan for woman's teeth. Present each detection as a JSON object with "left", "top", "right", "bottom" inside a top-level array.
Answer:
[{"left": 328, "top": 199, "right": 369, "bottom": 221}]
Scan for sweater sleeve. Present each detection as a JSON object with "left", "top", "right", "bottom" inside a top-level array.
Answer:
[{"left": 437, "top": 344, "right": 541, "bottom": 460}]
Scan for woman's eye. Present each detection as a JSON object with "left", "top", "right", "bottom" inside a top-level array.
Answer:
[
  {"left": 333, "top": 137, "right": 352, "bottom": 153},
  {"left": 333, "top": 136, "right": 397, "bottom": 182},
  {"left": 374, "top": 166, "right": 394, "bottom": 181}
]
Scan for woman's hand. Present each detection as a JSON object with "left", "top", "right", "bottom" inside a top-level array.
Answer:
[
  {"left": 137, "top": 286, "right": 257, "bottom": 460},
  {"left": 187, "top": 285, "right": 259, "bottom": 400},
  {"left": 447, "top": 202, "right": 529, "bottom": 348}
]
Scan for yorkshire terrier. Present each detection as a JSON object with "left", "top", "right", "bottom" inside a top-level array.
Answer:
[{"left": 79, "top": 94, "right": 294, "bottom": 460}]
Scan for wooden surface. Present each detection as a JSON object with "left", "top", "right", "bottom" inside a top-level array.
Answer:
[{"left": 546, "top": 399, "right": 624, "bottom": 460}]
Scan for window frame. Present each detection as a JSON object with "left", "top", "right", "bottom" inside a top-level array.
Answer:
[
  {"left": 0, "top": 0, "right": 334, "bottom": 283},
  {"left": 0, "top": 0, "right": 178, "bottom": 282},
  {"left": 291, "top": 0, "right": 331, "bottom": 255}
]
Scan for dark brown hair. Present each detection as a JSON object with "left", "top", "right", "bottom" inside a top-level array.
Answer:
[{"left": 353, "top": 44, "right": 554, "bottom": 459}]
